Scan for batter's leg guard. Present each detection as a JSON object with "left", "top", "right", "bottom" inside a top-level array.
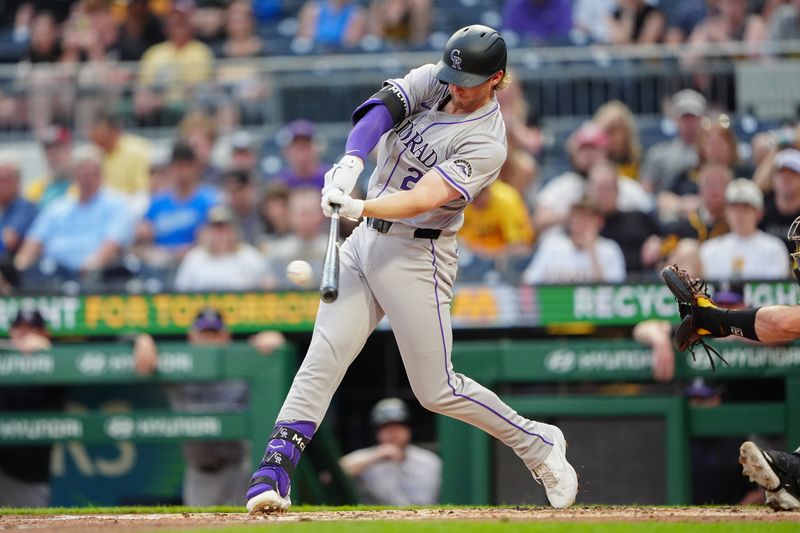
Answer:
[{"left": 246, "top": 421, "right": 315, "bottom": 513}]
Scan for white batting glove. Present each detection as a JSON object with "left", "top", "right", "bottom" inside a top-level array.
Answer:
[
  {"left": 323, "top": 189, "right": 364, "bottom": 220},
  {"left": 323, "top": 155, "right": 364, "bottom": 196}
]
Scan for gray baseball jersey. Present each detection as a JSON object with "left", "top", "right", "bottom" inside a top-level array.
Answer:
[
  {"left": 275, "top": 64, "right": 558, "bottom": 479},
  {"left": 367, "top": 63, "right": 507, "bottom": 232}
]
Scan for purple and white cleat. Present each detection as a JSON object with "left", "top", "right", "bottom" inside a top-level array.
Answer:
[{"left": 246, "top": 421, "right": 315, "bottom": 514}]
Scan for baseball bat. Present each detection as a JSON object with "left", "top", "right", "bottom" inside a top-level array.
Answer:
[{"left": 320, "top": 205, "right": 340, "bottom": 303}]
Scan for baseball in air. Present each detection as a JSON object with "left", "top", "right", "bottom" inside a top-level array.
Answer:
[{"left": 286, "top": 260, "right": 313, "bottom": 286}]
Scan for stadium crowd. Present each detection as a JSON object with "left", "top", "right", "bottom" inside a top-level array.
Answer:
[{"left": 0, "top": 0, "right": 799, "bottom": 294}]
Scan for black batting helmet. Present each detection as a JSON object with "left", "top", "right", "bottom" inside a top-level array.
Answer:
[{"left": 433, "top": 25, "right": 507, "bottom": 88}]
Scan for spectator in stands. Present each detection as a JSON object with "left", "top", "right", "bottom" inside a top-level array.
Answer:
[
  {"left": 14, "top": 146, "right": 134, "bottom": 280},
  {"left": 135, "top": 0, "right": 214, "bottom": 125},
  {"left": 534, "top": 123, "right": 651, "bottom": 234},
  {"left": 25, "top": 126, "right": 74, "bottom": 208},
  {"left": 653, "top": 163, "right": 733, "bottom": 267},
  {"left": 501, "top": 0, "right": 573, "bottom": 45},
  {"left": 173, "top": 206, "right": 267, "bottom": 291},
  {"left": 133, "top": 308, "right": 286, "bottom": 506},
  {"left": 668, "top": 115, "right": 747, "bottom": 199},
  {"left": 222, "top": 170, "right": 263, "bottom": 245},
  {"left": 665, "top": 0, "right": 711, "bottom": 44},
  {"left": 366, "top": 0, "right": 431, "bottom": 49},
  {"left": 275, "top": 119, "right": 330, "bottom": 191},
  {"left": 688, "top": 0, "right": 766, "bottom": 48},
  {"left": 523, "top": 198, "right": 626, "bottom": 284},
  {"left": 295, "top": 0, "right": 367, "bottom": 52},
  {"left": 264, "top": 187, "right": 327, "bottom": 287},
  {"left": 89, "top": 112, "right": 151, "bottom": 215},
  {"left": 573, "top": 0, "right": 616, "bottom": 44},
  {"left": 586, "top": 160, "right": 660, "bottom": 275},
  {"left": 178, "top": 112, "right": 222, "bottom": 186},
  {"left": 760, "top": 148, "right": 800, "bottom": 250},
  {"left": 459, "top": 179, "right": 535, "bottom": 258},
  {"left": 114, "top": 0, "right": 166, "bottom": 61},
  {"left": 218, "top": 0, "right": 265, "bottom": 58},
  {"left": 0, "top": 152, "right": 37, "bottom": 261},
  {"left": 135, "top": 142, "right": 218, "bottom": 268},
  {"left": 228, "top": 131, "right": 259, "bottom": 175},
  {"left": 191, "top": 0, "right": 227, "bottom": 47},
  {"left": 496, "top": 68, "right": 544, "bottom": 155},
  {"left": 607, "top": 0, "right": 666, "bottom": 45},
  {"left": 593, "top": 100, "right": 642, "bottom": 180},
  {"left": 700, "top": 178, "right": 789, "bottom": 280},
  {"left": 641, "top": 89, "right": 707, "bottom": 194},
  {"left": 257, "top": 182, "right": 292, "bottom": 245},
  {"left": 24, "top": 10, "right": 61, "bottom": 63},
  {"left": 0, "top": 309, "right": 63, "bottom": 508},
  {"left": 24, "top": 10, "right": 76, "bottom": 130},
  {"left": 215, "top": 0, "right": 269, "bottom": 127},
  {"left": 767, "top": 0, "right": 800, "bottom": 46},
  {"left": 340, "top": 398, "right": 441, "bottom": 505},
  {"left": 498, "top": 147, "right": 538, "bottom": 209}
]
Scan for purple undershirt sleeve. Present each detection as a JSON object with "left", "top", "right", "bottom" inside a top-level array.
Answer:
[{"left": 345, "top": 103, "right": 394, "bottom": 161}]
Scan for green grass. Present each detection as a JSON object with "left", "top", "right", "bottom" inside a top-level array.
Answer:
[
  {"left": 0, "top": 505, "right": 410, "bottom": 515},
  {"left": 156, "top": 523, "right": 800, "bottom": 533}
]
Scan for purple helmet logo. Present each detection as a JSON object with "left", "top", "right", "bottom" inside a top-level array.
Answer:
[{"left": 450, "top": 49, "right": 462, "bottom": 70}]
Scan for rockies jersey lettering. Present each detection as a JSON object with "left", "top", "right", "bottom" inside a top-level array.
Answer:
[{"left": 365, "top": 64, "right": 507, "bottom": 232}]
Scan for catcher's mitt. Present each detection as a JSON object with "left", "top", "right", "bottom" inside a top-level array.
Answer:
[{"left": 660, "top": 265, "right": 729, "bottom": 371}]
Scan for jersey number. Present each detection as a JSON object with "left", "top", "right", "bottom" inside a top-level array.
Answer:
[{"left": 399, "top": 167, "right": 423, "bottom": 191}]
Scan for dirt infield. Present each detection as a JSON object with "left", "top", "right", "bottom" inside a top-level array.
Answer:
[{"left": 1, "top": 506, "right": 799, "bottom": 531}]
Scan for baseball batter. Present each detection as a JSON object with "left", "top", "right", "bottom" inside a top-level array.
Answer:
[{"left": 246, "top": 25, "right": 577, "bottom": 513}]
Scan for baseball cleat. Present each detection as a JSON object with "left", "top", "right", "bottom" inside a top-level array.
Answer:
[
  {"left": 246, "top": 487, "right": 291, "bottom": 514},
  {"left": 660, "top": 265, "right": 728, "bottom": 370},
  {"left": 246, "top": 466, "right": 292, "bottom": 514},
  {"left": 740, "top": 441, "right": 800, "bottom": 511},
  {"left": 532, "top": 425, "right": 578, "bottom": 508}
]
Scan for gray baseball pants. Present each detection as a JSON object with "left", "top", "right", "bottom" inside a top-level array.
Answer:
[{"left": 278, "top": 222, "right": 555, "bottom": 470}]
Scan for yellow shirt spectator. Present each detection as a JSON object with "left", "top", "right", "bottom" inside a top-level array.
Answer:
[
  {"left": 102, "top": 133, "right": 151, "bottom": 195},
  {"left": 460, "top": 180, "right": 534, "bottom": 255},
  {"left": 138, "top": 40, "right": 214, "bottom": 101}
]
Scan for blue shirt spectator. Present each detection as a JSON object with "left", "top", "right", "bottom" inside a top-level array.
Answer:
[
  {"left": 0, "top": 154, "right": 37, "bottom": 256},
  {"left": 145, "top": 185, "right": 218, "bottom": 248},
  {"left": 502, "top": 0, "right": 573, "bottom": 45},
  {"left": 135, "top": 141, "right": 219, "bottom": 268},
  {"left": 15, "top": 147, "right": 133, "bottom": 274},
  {"left": 26, "top": 189, "right": 132, "bottom": 271}
]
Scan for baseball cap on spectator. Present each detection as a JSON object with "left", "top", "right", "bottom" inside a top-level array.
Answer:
[
  {"left": 11, "top": 309, "right": 46, "bottom": 330},
  {"left": 172, "top": 141, "right": 196, "bottom": 162},
  {"left": 73, "top": 145, "right": 103, "bottom": 165},
  {"left": 670, "top": 89, "right": 706, "bottom": 117},
  {"left": 192, "top": 308, "right": 225, "bottom": 332},
  {"left": 172, "top": 0, "right": 196, "bottom": 14},
  {"left": 207, "top": 205, "right": 235, "bottom": 225},
  {"left": 277, "top": 119, "right": 317, "bottom": 147},
  {"left": 150, "top": 145, "right": 171, "bottom": 170},
  {"left": 725, "top": 178, "right": 763, "bottom": 210},
  {"left": 222, "top": 169, "right": 251, "bottom": 186},
  {"left": 684, "top": 378, "right": 719, "bottom": 400},
  {"left": 40, "top": 125, "right": 71, "bottom": 147},
  {"left": 231, "top": 130, "right": 253, "bottom": 152},
  {"left": 715, "top": 280, "right": 745, "bottom": 307},
  {"left": 774, "top": 148, "right": 800, "bottom": 174},
  {"left": 571, "top": 123, "right": 609, "bottom": 150},
  {"left": 570, "top": 195, "right": 603, "bottom": 215},
  {"left": 370, "top": 397, "right": 410, "bottom": 427}
]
